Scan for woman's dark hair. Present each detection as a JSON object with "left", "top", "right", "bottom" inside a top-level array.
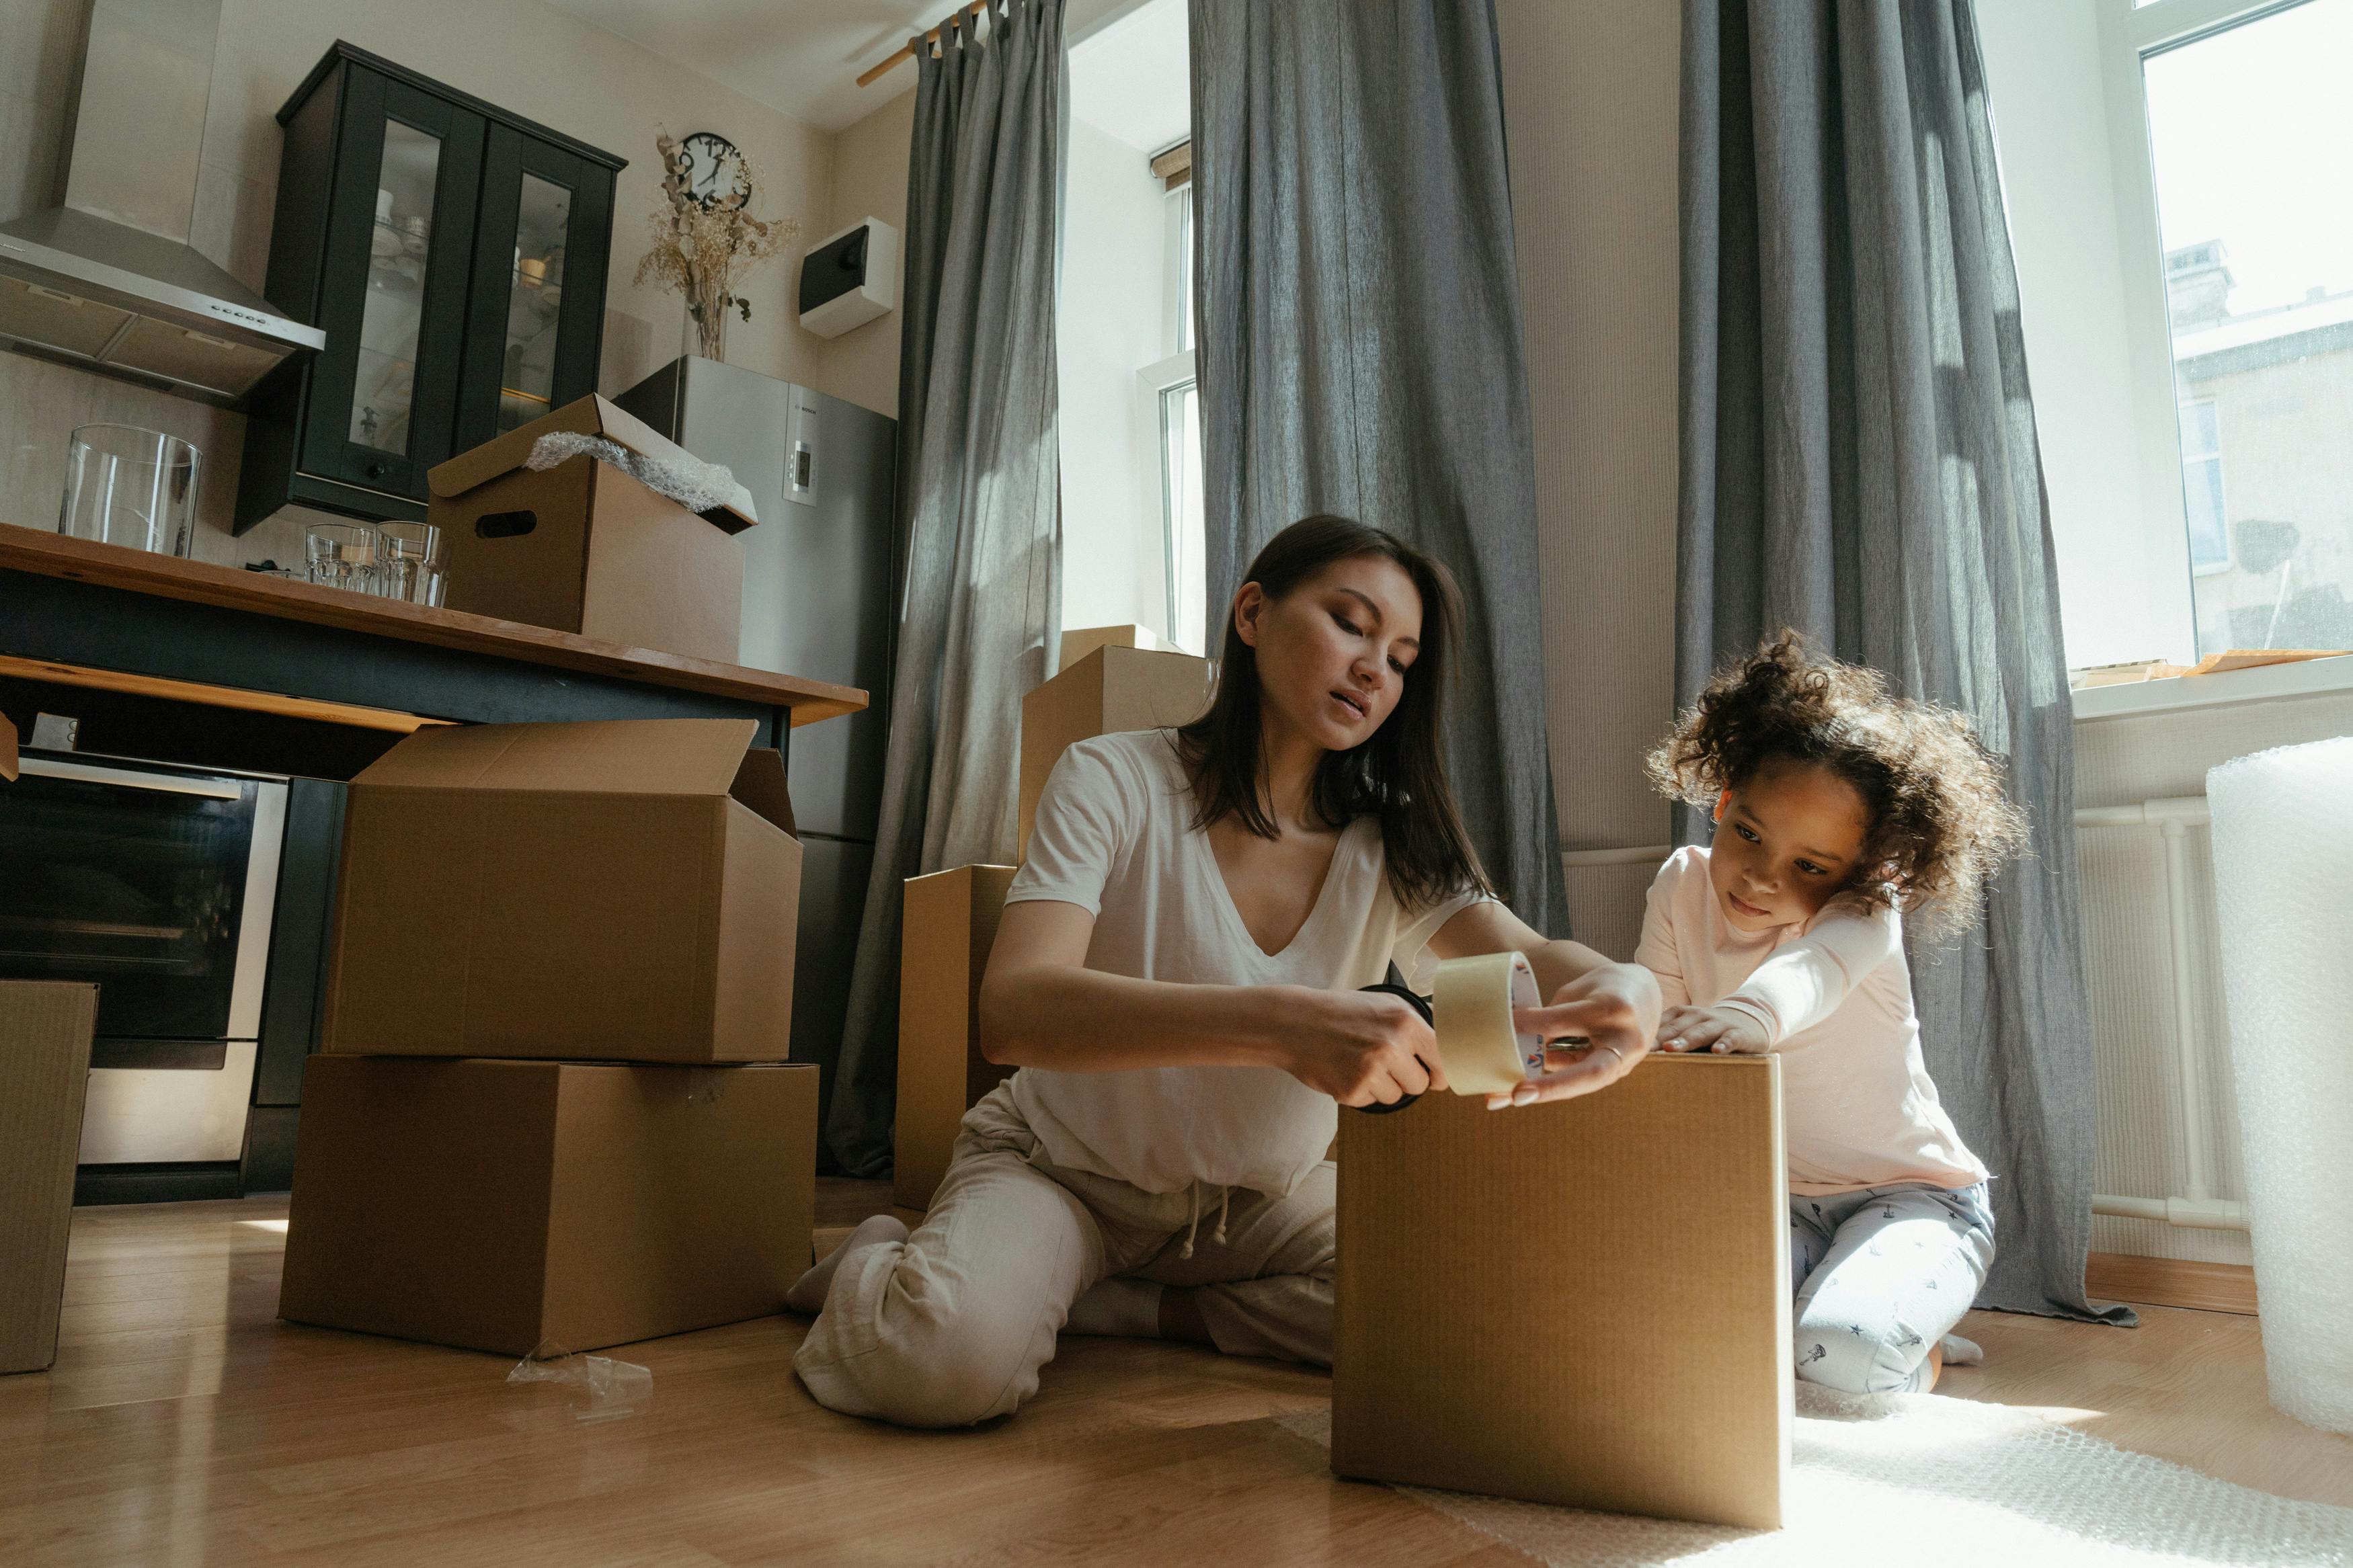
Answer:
[
  {"left": 1645, "top": 631, "right": 2030, "bottom": 942},
  {"left": 1173, "top": 515, "right": 1492, "bottom": 911}
]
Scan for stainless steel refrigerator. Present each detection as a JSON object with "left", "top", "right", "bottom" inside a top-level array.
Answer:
[{"left": 617, "top": 356, "right": 895, "bottom": 1155}]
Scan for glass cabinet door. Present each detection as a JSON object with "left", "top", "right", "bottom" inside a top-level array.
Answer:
[
  {"left": 306, "top": 71, "right": 483, "bottom": 503},
  {"left": 458, "top": 129, "right": 613, "bottom": 449}
]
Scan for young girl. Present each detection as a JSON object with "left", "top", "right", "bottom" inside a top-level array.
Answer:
[{"left": 1637, "top": 633, "right": 2028, "bottom": 1395}]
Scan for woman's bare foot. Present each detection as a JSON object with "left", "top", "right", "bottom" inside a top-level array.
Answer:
[{"left": 784, "top": 1214, "right": 908, "bottom": 1313}]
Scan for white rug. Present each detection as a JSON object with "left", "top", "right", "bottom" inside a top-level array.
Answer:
[{"left": 1274, "top": 1386, "right": 2353, "bottom": 1567}]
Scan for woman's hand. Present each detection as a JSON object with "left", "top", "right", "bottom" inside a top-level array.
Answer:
[
  {"left": 1488, "top": 961, "right": 1662, "bottom": 1110},
  {"left": 1280, "top": 987, "right": 1448, "bottom": 1109},
  {"left": 1657, "top": 1003, "right": 1770, "bottom": 1056}
]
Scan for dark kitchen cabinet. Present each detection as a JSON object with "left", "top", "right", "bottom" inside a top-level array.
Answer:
[{"left": 235, "top": 42, "right": 623, "bottom": 533}]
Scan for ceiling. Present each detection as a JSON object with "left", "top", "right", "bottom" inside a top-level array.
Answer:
[
  {"left": 1068, "top": 0, "right": 1189, "bottom": 153},
  {"left": 545, "top": 0, "right": 1184, "bottom": 138}
]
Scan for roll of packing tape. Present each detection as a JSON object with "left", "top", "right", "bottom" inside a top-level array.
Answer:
[{"left": 1431, "top": 951, "right": 1549, "bottom": 1097}]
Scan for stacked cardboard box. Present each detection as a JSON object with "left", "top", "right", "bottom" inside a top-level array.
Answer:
[
  {"left": 891, "top": 642, "right": 1215, "bottom": 1207},
  {"left": 279, "top": 718, "right": 818, "bottom": 1357},
  {"left": 428, "top": 395, "right": 761, "bottom": 664}
]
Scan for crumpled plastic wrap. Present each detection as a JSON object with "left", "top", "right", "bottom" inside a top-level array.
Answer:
[
  {"left": 524, "top": 430, "right": 748, "bottom": 521},
  {"left": 2208, "top": 736, "right": 2353, "bottom": 1435},
  {"left": 507, "top": 1338, "right": 653, "bottom": 1423}
]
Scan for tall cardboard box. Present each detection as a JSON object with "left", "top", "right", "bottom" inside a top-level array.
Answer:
[
  {"left": 280, "top": 1056, "right": 817, "bottom": 1356},
  {"left": 1332, "top": 1055, "right": 1790, "bottom": 1530},
  {"left": 894, "top": 864, "right": 1017, "bottom": 1209},
  {"left": 1, "top": 711, "right": 17, "bottom": 780},
  {"left": 1, "top": 983, "right": 97, "bottom": 1374},
  {"left": 428, "top": 395, "right": 760, "bottom": 663},
  {"left": 1057, "top": 623, "right": 1176, "bottom": 673},
  {"left": 323, "top": 718, "right": 802, "bottom": 1063},
  {"left": 1019, "top": 645, "right": 1213, "bottom": 854}
]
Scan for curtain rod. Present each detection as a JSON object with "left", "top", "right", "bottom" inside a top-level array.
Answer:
[{"left": 856, "top": 1, "right": 988, "bottom": 88}]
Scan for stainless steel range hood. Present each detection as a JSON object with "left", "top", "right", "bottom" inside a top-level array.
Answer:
[{"left": 0, "top": 0, "right": 323, "bottom": 407}]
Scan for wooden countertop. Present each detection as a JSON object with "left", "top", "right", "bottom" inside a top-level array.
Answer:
[{"left": 0, "top": 528, "right": 867, "bottom": 726}]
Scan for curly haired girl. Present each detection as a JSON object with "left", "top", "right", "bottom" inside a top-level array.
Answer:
[{"left": 1637, "top": 632, "right": 2029, "bottom": 1395}]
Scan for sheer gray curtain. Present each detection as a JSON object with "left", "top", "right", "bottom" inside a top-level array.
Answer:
[
  {"left": 1189, "top": 0, "right": 1568, "bottom": 935},
  {"left": 828, "top": 0, "right": 1064, "bottom": 1175},
  {"left": 1679, "top": 0, "right": 2127, "bottom": 1321}
]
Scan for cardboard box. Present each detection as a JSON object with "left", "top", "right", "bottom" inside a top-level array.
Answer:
[
  {"left": 429, "top": 395, "right": 760, "bottom": 663},
  {"left": 1, "top": 983, "right": 97, "bottom": 1374},
  {"left": 1332, "top": 1055, "right": 1790, "bottom": 1530},
  {"left": 1058, "top": 623, "right": 1176, "bottom": 673},
  {"left": 1, "top": 711, "right": 17, "bottom": 781},
  {"left": 1019, "top": 645, "right": 1213, "bottom": 854},
  {"left": 894, "top": 864, "right": 1017, "bottom": 1210},
  {"left": 323, "top": 718, "right": 801, "bottom": 1063},
  {"left": 279, "top": 1056, "right": 817, "bottom": 1356}
]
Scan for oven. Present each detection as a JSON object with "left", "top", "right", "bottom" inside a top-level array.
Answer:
[{"left": 0, "top": 751, "right": 288, "bottom": 1167}]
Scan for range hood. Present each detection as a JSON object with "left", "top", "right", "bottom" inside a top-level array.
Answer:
[{"left": 0, "top": 0, "right": 323, "bottom": 407}]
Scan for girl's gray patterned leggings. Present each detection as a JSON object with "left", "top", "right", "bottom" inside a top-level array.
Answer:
[{"left": 1790, "top": 1182, "right": 1995, "bottom": 1394}]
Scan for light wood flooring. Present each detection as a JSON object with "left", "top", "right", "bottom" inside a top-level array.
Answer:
[{"left": 3, "top": 1184, "right": 2347, "bottom": 1565}]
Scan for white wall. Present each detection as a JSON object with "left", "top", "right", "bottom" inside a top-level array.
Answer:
[
  {"left": 1497, "top": 0, "right": 1685, "bottom": 962},
  {"left": 0, "top": 0, "right": 850, "bottom": 565},
  {"left": 1977, "top": 0, "right": 2196, "bottom": 669},
  {"left": 1055, "top": 114, "right": 1168, "bottom": 634},
  {"left": 813, "top": 85, "right": 914, "bottom": 421}
]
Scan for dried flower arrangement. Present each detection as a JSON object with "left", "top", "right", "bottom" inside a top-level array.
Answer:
[{"left": 633, "top": 130, "right": 799, "bottom": 364}]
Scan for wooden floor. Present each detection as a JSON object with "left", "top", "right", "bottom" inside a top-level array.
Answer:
[{"left": 3, "top": 1186, "right": 2347, "bottom": 1567}]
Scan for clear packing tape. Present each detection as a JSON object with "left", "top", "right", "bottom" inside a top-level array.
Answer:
[
  {"left": 1431, "top": 951, "right": 1552, "bottom": 1096},
  {"left": 507, "top": 1339, "right": 653, "bottom": 1423},
  {"left": 2208, "top": 737, "right": 2353, "bottom": 1435}
]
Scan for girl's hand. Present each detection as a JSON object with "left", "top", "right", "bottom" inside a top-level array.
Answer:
[
  {"left": 1657, "top": 1003, "right": 1770, "bottom": 1055},
  {"left": 1488, "top": 961, "right": 1661, "bottom": 1109},
  {"left": 1281, "top": 986, "right": 1447, "bottom": 1108}
]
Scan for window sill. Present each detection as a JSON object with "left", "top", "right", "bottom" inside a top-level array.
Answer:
[{"left": 2069, "top": 653, "right": 2353, "bottom": 723}]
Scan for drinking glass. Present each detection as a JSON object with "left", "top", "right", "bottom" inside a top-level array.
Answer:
[
  {"left": 58, "top": 425, "right": 202, "bottom": 556},
  {"left": 305, "top": 523, "right": 381, "bottom": 594},
  {"left": 374, "top": 521, "right": 445, "bottom": 605}
]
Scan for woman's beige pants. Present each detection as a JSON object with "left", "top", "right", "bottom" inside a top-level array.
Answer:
[{"left": 793, "top": 1082, "right": 1336, "bottom": 1428}]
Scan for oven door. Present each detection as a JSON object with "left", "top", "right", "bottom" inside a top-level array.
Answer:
[{"left": 0, "top": 754, "right": 287, "bottom": 1163}]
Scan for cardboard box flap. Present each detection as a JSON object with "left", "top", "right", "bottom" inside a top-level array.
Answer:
[
  {"left": 426, "top": 394, "right": 760, "bottom": 532},
  {"left": 729, "top": 748, "right": 797, "bottom": 835},
  {"left": 354, "top": 719, "right": 764, "bottom": 798}
]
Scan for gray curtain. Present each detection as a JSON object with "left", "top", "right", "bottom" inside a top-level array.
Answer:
[
  {"left": 1679, "top": 0, "right": 2128, "bottom": 1322},
  {"left": 827, "top": 0, "right": 1064, "bottom": 1175},
  {"left": 1189, "top": 0, "right": 1568, "bottom": 935}
]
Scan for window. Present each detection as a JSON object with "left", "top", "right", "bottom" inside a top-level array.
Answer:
[
  {"left": 1141, "top": 178, "right": 1206, "bottom": 651},
  {"left": 1979, "top": 0, "right": 2353, "bottom": 665},
  {"left": 2176, "top": 399, "right": 2227, "bottom": 573},
  {"left": 2142, "top": 0, "right": 2353, "bottom": 653}
]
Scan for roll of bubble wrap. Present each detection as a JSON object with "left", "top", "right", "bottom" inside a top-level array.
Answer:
[{"left": 2207, "top": 737, "right": 2353, "bottom": 1434}]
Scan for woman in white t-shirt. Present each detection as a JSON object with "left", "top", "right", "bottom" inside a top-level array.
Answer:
[{"left": 788, "top": 515, "right": 1662, "bottom": 1428}]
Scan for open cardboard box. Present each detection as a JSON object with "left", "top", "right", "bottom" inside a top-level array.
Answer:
[
  {"left": 323, "top": 718, "right": 801, "bottom": 1063},
  {"left": 894, "top": 864, "right": 1017, "bottom": 1210},
  {"left": 1019, "top": 644, "right": 1213, "bottom": 855},
  {"left": 429, "top": 395, "right": 760, "bottom": 663},
  {"left": 1333, "top": 1054, "right": 1790, "bottom": 1530},
  {"left": 280, "top": 1056, "right": 816, "bottom": 1356},
  {"left": 1, "top": 983, "right": 97, "bottom": 1374}
]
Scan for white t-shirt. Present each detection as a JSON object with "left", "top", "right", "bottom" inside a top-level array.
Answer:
[
  {"left": 1003, "top": 729, "right": 1490, "bottom": 1197},
  {"left": 1634, "top": 845, "right": 1989, "bottom": 1196}
]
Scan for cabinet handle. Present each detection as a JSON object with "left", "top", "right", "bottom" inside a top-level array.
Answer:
[{"left": 366, "top": 461, "right": 390, "bottom": 479}]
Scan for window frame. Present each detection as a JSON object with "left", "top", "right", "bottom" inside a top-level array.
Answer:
[
  {"left": 2090, "top": 0, "right": 2328, "bottom": 655},
  {"left": 1139, "top": 179, "right": 1201, "bottom": 649}
]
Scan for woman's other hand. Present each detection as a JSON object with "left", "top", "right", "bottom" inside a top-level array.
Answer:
[
  {"left": 1657, "top": 1003, "right": 1770, "bottom": 1056},
  {"left": 1282, "top": 987, "right": 1447, "bottom": 1108},
  {"left": 1488, "top": 961, "right": 1662, "bottom": 1110}
]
